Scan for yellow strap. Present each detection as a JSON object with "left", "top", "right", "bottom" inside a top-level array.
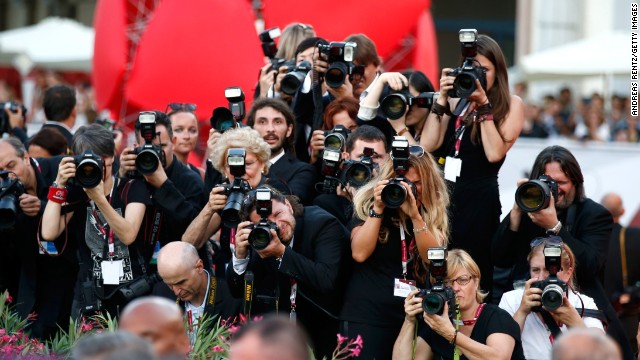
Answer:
[{"left": 620, "top": 227, "right": 628, "bottom": 288}]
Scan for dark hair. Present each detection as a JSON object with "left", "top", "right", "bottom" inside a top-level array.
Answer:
[
  {"left": 346, "top": 125, "right": 389, "bottom": 153},
  {"left": 247, "top": 98, "right": 296, "bottom": 154},
  {"left": 529, "top": 145, "right": 585, "bottom": 202},
  {"left": 401, "top": 70, "right": 435, "bottom": 93},
  {"left": 232, "top": 315, "right": 311, "bottom": 360},
  {"left": 322, "top": 97, "right": 359, "bottom": 130},
  {"left": 240, "top": 185, "right": 303, "bottom": 221},
  {"left": 344, "top": 34, "right": 381, "bottom": 67},
  {"left": 72, "top": 124, "right": 115, "bottom": 157},
  {"left": 29, "top": 127, "right": 68, "bottom": 156},
  {"left": 135, "top": 110, "right": 173, "bottom": 139},
  {"left": 43, "top": 85, "right": 76, "bottom": 122},
  {"left": 295, "top": 37, "right": 328, "bottom": 58}
]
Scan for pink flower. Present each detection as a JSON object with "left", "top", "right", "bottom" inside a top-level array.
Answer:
[
  {"left": 212, "top": 345, "right": 224, "bottom": 352},
  {"left": 336, "top": 333, "right": 348, "bottom": 345},
  {"left": 353, "top": 335, "right": 364, "bottom": 348},
  {"left": 228, "top": 325, "right": 240, "bottom": 334},
  {"left": 239, "top": 313, "right": 248, "bottom": 324},
  {"left": 5, "top": 292, "right": 12, "bottom": 303},
  {"left": 350, "top": 346, "right": 361, "bottom": 357},
  {"left": 80, "top": 322, "right": 94, "bottom": 332},
  {"left": 0, "top": 329, "right": 5, "bottom": 336},
  {"left": 0, "top": 335, "right": 10, "bottom": 343},
  {"left": 253, "top": 315, "right": 263, "bottom": 322}
]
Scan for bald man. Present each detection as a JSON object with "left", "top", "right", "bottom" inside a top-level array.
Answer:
[
  {"left": 551, "top": 327, "right": 621, "bottom": 360},
  {"left": 230, "top": 315, "right": 311, "bottom": 360},
  {"left": 119, "top": 296, "right": 190, "bottom": 358},
  {"left": 601, "top": 192, "right": 640, "bottom": 355}
]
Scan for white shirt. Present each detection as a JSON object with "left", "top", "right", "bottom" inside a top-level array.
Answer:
[
  {"left": 499, "top": 288, "right": 604, "bottom": 360},
  {"left": 185, "top": 270, "right": 211, "bottom": 346},
  {"left": 232, "top": 237, "right": 295, "bottom": 275},
  {"left": 269, "top": 149, "right": 286, "bottom": 165},
  {"left": 357, "top": 73, "right": 382, "bottom": 121}
]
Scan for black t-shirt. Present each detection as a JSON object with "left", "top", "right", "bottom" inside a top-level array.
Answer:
[{"left": 418, "top": 303, "right": 525, "bottom": 360}]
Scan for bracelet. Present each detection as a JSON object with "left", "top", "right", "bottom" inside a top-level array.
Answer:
[
  {"left": 476, "top": 102, "right": 492, "bottom": 115},
  {"left": 397, "top": 127, "right": 410, "bottom": 136},
  {"left": 475, "top": 113, "right": 494, "bottom": 123},
  {"left": 450, "top": 329, "right": 458, "bottom": 345},
  {"left": 48, "top": 186, "right": 68, "bottom": 204},
  {"left": 369, "top": 207, "right": 384, "bottom": 218},
  {"left": 431, "top": 102, "right": 450, "bottom": 116},
  {"left": 413, "top": 223, "right": 429, "bottom": 234}
]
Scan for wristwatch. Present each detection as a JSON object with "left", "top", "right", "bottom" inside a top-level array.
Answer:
[
  {"left": 52, "top": 181, "right": 64, "bottom": 189},
  {"left": 547, "top": 221, "right": 562, "bottom": 235},
  {"left": 368, "top": 207, "right": 383, "bottom": 218}
]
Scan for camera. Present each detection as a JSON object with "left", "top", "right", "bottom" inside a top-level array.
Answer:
[
  {"left": 0, "top": 170, "right": 26, "bottom": 230},
  {"left": 531, "top": 243, "right": 567, "bottom": 311},
  {"left": 341, "top": 147, "right": 376, "bottom": 188},
  {"left": 281, "top": 61, "right": 313, "bottom": 96},
  {"left": 246, "top": 187, "right": 280, "bottom": 251},
  {"left": 258, "top": 27, "right": 296, "bottom": 73},
  {"left": 418, "top": 247, "right": 456, "bottom": 316},
  {"left": 71, "top": 149, "right": 103, "bottom": 189},
  {"left": 131, "top": 112, "right": 166, "bottom": 176},
  {"left": 96, "top": 118, "right": 117, "bottom": 131},
  {"left": 210, "top": 87, "right": 246, "bottom": 133},
  {"left": 317, "top": 42, "right": 358, "bottom": 88},
  {"left": 319, "top": 126, "right": 351, "bottom": 193},
  {"left": 447, "top": 29, "right": 487, "bottom": 99},
  {"left": 118, "top": 273, "right": 161, "bottom": 301},
  {"left": 217, "top": 148, "right": 252, "bottom": 228},
  {"left": 324, "top": 125, "right": 351, "bottom": 151},
  {"left": 381, "top": 90, "right": 439, "bottom": 120},
  {"left": 515, "top": 175, "right": 559, "bottom": 213},
  {"left": 381, "top": 137, "right": 416, "bottom": 208},
  {"left": 0, "top": 102, "right": 27, "bottom": 135}
]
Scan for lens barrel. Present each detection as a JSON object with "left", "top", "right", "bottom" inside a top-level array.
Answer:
[
  {"left": 381, "top": 181, "right": 407, "bottom": 208},
  {"left": 76, "top": 158, "right": 102, "bottom": 188},
  {"left": 515, "top": 180, "right": 552, "bottom": 212},
  {"left": 135, "top": 149, "right": 160, "bottom": 175},
  {"left": 248, "top": 227, "right": 272, "bottom": 250},
  {"left": 541, "top": 284, "right": 564, "bottom": 310}
]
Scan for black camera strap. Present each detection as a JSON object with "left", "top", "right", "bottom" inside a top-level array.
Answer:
[
  {"left": 539, "top": 309, "right": 562, "bottom": 340},
  {"left": 243, "top": 271, "right": 254, "bottom": 317}
]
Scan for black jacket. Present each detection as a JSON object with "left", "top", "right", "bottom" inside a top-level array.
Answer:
[
  {"left": 268, "top": 152, "right": 317, "bottom": 205},
  {"left": 41, "top": 122, "right": 73, "bottom": 150}
]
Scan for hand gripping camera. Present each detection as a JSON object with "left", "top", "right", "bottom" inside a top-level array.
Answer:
[
  {"left": 447, "top": 29, "right": 487, "bottom": 99},
  {"left": 131, "top": 112, "right": 166, "bottom": 175},
  {"left": 246, "top": 187, "right": 280, "bottom": 251},
  {"left": 418, "top": 247, "right": 457, "bottom": 316},
  {"left": 531, "top": 243, "right": 567, "bottom": 312},
  {"left": 71, "top": 149, "right": 103, "bottom": 189},
  {"left": 381, "top": 90, "right": 439, "bottom": 120},
  {"left": 210, "top": 87, "right": 246, "bottom": 133},
  {"left": 0, "top": 102, "right": 27, "bottom": 135},
  {"left": 281, "top": 60, "right": 313, "bottom": 96},
  {"left": 381, "top": 137, "right": 417, "bottom": 208},
  {"left": 218, "top": 148, "right": 252, "bottom": 228},
  {"left": 515, "top": 175, "right": 559, "bottom": 213},
  {"left": 317, "top": 42, "right": 358, "bottom": 88},
  {"left": 0, "top": 170, "right": 26, "bottom": 230},
  {"left": 341, "top": 147, "right": 376, "bottom": 188}
]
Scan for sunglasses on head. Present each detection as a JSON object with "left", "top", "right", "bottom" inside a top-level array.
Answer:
[
  {"left": 165, "top": 103, "right": 197, "bottom": 114},
  {"left": 530, "top": 235, "right": 563, "bottom": 248},
  {"left": 388, "top": 145, "right": 425, "bottom": 160}
]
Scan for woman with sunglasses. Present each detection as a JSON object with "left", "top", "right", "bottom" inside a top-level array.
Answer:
[
  {"left": 339, "top": 146, "right": 449, "bottom": 359},
  {"left": 394, "top": 249, "right": 525, "bottom": 360},
  {"left": 498, "top": 238, "right": 604, "bottom": 359},
  {"left": 421, "top": 34, "right": 525, "bottom": 296},
  {"left": 166, "top": 103, "right": 204, "bottom": 179}
]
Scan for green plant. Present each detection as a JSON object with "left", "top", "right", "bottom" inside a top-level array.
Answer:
[
  {"left": 47, "top": 312, "right": 118, "bottom": 358},
  {"left": 0, "top": 291, "right": 47, "bottom": 357}
]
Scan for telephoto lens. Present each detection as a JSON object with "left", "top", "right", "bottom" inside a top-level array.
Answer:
[
  {"left": 134, "top": 147, "right": 160, "bottom": 175},
  {"left": 540, "top": 284, "right": 565, "bottom": 311},
  {"left": 248, "top": 226, "right": 272, "bottom": 251},
  {"left": 381, "top": 179, "right": 416, "bottom": 208},
  {"left": 515, "top": 175, "right": 558, "bottom": 212},
  {"left": 74, "top": 150, "right": 103, "bottom": 188},
  {"left": 381, "top": 90, "right": 412, "bottom": 120},
  {"left": 344, "top": 162, "right": 372, "bottom": 187}
]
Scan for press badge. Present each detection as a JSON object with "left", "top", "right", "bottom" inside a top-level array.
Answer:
[
  {"left": 39, "top": 241, "right": 59, "bottom": 255},
  {"left": 101, "top": 260, "right": 123, "bottom": 285},
  {"left": 394, "top": 278, "right": 417, "bottom": 298},
  {"left": 444, "top": 157, "right": 462, "bottom": 182}
]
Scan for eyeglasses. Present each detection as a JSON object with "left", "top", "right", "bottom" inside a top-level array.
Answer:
[
  {"left": 530, "top": 235, "right": 563, "bottom": 248},
  {"left": 443, "top": 274, "right": 475, "bottom": 287},
  {"left": 165, "top": 103, "right": 197, "bottom": 114}
]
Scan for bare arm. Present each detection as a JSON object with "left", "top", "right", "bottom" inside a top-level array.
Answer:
[
  {"left": 182, "top": 186, "right": 225, "bottom": 248},
  {"left": 393, "top": 290, "right": 433, "bottom": 360},
  {"left": 420, "top": 68, "right": 456, "bottom": 151},
  {"left": 89, "top": 184, "right": 146, "bottom": 245},
  {"left": 478, "top": 94, "right": 525, "bottom": 163},
  {"left": 351, "top": 180, "right": 387, "bottom": 262},
  {"left": 41, "top": 157, "right": 75, "bottom": 240}
]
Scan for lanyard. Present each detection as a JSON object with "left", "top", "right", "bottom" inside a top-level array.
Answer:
[
  {"left": 400, "top": 224, "right": 408, "bottom": 279},
  {"left": 93, "top": 178, "right": 116, "bottom": 258},
  {"left": 290, "top": 279, "right": 298, "bottom": 322},
  {"left": 454, "top": 303, "right": 486, "bottom": 326},
  {"left": 453, "top": 299, "right": 461, "bottom": 360}
]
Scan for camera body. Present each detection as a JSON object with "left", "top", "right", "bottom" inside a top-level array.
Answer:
[
  {"left": 531, "top": 243, "right": 567, "bottom": 311},
  {"left": 281, "top": 61, "right": 313, "bottom": 96},
  {"left": 246, "top": 188, "right": 280, "bottom": 251},
  {"left": 317, "top": 42, "right": 358, "bottom": 88},
  {"left": 0, "top": 102, "right": 28, "bottom": 135},
  {"left": 381, "top": 137, "right": 416, "bottom": 208},
  {"left": 70, "top": 149, "right": 103, "bottom": 189},
  {"left": 131, "top": 112, "right": 166, "bottom": 176},
  {"left": 515, "top": 175, "right": 559, "bottom": 213},
  {"left": 320, "top": 126, "right": 352, "bottom": 193},
  {"left": 418, "top": 247, "right": 456, "bottom": 317},
  {"left": 447, "top": 29, "right": 487, "bottom": 99},
  {"left": 381, "top": 90, "right": 439, "bottom": 120},
  {"left": 0, "top": 171, "right": 26, "bottom": 230},
  {"left": 210, "top": 87, "right": 246, "bottom": 133},
  {"left": 118, "top": 273, "right": 161, "bottom": 301},
  {"left": 258, "top": 27, "right": 296, "bottom": 73},
  {"left": 218, "top": 148, "right": 252, "bottom": 228},
  {"left": 340, "top": 147, "right": 376, "bottom": 188}
]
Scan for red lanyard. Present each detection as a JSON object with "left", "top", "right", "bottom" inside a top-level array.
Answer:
[
  {"left": 230, "top": 227, "right": 236, "bottom": 246},
  {"left": 400, "top": 224, "right": 408, "bottom": 279},
  {"left": 93, "top": 207, "right": 115, "bottom": 258},
  {"left": 456, "top": 303, "right": 486, "bottom": 326}
]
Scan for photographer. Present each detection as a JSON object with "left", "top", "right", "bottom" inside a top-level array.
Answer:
[
  {"left": 492, "top": 145, "right": 633, "bottom": 359},
  {"left": 39, "top": 84, "right": 77, "bottom": 150},
  {"left": 41, "top": 124, "right": 151, "bottom": 317},
  {"left": 228, "top": 185, "right": 349, "bottom": 359},
  {"left": 1, "top": 102, "right": 29, "bottom": 145},
  {"left": 339, "top": 139, "right": 449, "bottom": 359},
  {"left": 499, "top": 240, "right": 604, "bottom": 359},
  {"left": 0, "top": 137, "right": 76, "bottom": 339},
  {"left": 308, "top": 97, "right": 360, "bottom": 165},
  {"left": 167, "top": 103, "right": 205, "bottom": 179},
  {"left": 394, "top": 249, "right": 524, "bottom": 360},
  {"left": 421, "top": 31, "right": 525, "bottom": 296}
]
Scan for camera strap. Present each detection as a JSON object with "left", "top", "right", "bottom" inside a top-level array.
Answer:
[
  {"left": 400, "top": 223, "right": 408, "bottom": 279},
  {"left": 619, "top": 227, "right": 628, "bottom": 287},
  {"left": 243, "top": 270, "right": 254, "bottom": 317},
  {"left": 539, "top": 309, "right": 562, "bottom": 343},
  {"left": 289, "top": 279, "right": 297, "bottom": 323}
]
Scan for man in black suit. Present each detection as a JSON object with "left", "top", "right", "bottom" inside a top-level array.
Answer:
[
  {"left": 227, "top": 186, "right": 349, "bottom": 359},
  {"left": 492, "top": 145, "right": 632, "bottom": 359},
  {"left": 40, "top": 84, "right": 76, "bottom": 150},
  {"left": 247, "top": 98, "right": 317, "bottom": 204}
]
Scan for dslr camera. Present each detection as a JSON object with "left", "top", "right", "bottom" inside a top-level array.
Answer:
[
  {"left": 118, "top": 273, "right": 161, "bottom": 301},
  {"left": 70, "top": 149, "right": 103, "bottom": 189},
  {"left": 531, "top": 242, "right": 567, "bottom": 311},
  {"left": 217, "top": 148, "right": 252, "bottom": 228},
  {"left": 259, "top": 27, "right": 296, "bottom": 73},
  {"left": 418, "top": 247, "right": 456, "bottom": 317},
  {"left": 317, "top": 42, "right": 358, "bottom": 88},
  {"left": 131, "top": 112, "right": 166, "bottom": 176},
  {"left": 320, "top": 125, "right": 351, "bottom": 193},
  {"left": 0, "top": 102, "right": 27, "bottom": 135},
  {"left": 515, "top": 175, "right": 559, "bottom": 213},
  {"left": 447, "top": 29, "right": 487, "bottom": 99},
  {"left": 381, "top": 137, "right": 416, "bottom": 208},
  {"left": 210, "top": 87, "right": 246, "bottom": 133},
  {"left": 281, "top": 60, "right": 313, "bottom": 96},
  {"left": 0, "top": 170, "right": 26, "bottom": 230},
  {"left": 246, "top": 187, "right": 280, "bottom": 251},
  {"left": 340, "top": 147, "right": 376, "bottom": 188},
  {"left": 381, "top": 90, "right": 439, "bottom": 120}
]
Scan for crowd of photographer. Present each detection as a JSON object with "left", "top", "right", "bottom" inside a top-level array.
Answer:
[{"left": 1, "top": 24, "right": 639, "bottom": 360}]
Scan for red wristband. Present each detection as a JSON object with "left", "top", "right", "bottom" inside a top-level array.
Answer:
[
  {"left": 476, "top": 113, "right": 494, "bottom": 123},
  {"left": 48, "top": 186, "right": 68, "bottom": 204}
]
